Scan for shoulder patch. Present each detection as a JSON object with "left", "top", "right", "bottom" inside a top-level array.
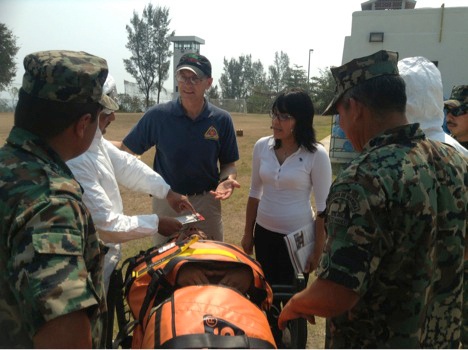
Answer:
[
  {"left": 204, "top": 126, "right": 219, "bottom": 141},
  {"left": 326, "top": 190, "right": 360, "bottom": 227},
  {"left": 328, "top": 191, "right": 360, "bottom": 212}
]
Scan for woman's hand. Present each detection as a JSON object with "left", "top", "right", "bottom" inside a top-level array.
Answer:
[{"left": 241, "top": 232, "right": 254, "bottom": 255}]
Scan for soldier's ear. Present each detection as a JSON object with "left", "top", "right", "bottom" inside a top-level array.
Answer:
[
  {"left": 349, "top": 98, "right": 365, "bottom": 122},
  {"left": 74, "top": 113, "right": 94, "bottom": 138}
]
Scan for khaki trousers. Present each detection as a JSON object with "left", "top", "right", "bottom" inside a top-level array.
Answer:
[{"left": 152, "top": 192, "right": 223, "bottom": 245}]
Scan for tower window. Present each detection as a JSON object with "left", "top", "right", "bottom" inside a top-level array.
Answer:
[{"left": 369, "top": 32, "right": 384, "bottom": 42}]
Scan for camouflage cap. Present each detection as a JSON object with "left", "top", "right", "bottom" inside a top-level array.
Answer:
[
  {"left": 22, "top": 50, "right": 118, "bottom": 110},
  {"left": 444, "top": 85, "right": 468, "bottom": 108},
  {"left": 323, "top": 50, "right": 399, "bottom": 115}
]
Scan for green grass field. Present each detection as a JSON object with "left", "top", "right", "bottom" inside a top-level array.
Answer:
[{"left": 0, "top": 111, "right": 332, "bottom": 348}]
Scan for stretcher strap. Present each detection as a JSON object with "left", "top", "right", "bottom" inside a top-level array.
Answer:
[{"left": 133, "top": 235, "right": 200, "bottom": 279}]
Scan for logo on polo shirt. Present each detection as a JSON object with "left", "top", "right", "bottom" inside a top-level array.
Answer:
[{"left": 204, "top": 126, "right": 219, "bottom": 140}]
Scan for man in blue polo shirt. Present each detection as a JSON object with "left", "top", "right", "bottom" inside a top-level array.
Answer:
[{"left": 121, "top": 53, "right": 240, "bottom": 243}]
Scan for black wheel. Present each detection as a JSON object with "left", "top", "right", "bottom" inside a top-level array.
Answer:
[
  {"left": 286, "top": 317, "right": 308, "bottom": 348},
  {"left": 270, "top": 274, "right": 308, "bottom": 348}
]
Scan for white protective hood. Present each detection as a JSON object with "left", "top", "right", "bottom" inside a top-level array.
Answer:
[
  {"left": 398, "top": 56, "right": 468, "bottom": 156},
  {"left": 103, "top": 74, "right": 118, "bottom": 98},
  {"left": 399, "top": 56, "right": 444, "bottom": 131}
]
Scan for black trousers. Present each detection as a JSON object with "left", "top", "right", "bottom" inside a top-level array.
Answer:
[
  {"left": 254, "top": 223, "right": 309, "bottom": 348},
  {"left": 254, "top": 223, "right": 296, "bottom": 286}
]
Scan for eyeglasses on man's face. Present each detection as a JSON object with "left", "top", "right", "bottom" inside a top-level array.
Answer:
[
  {"left": 176, "top": 73, "right": 204, "bottom": 85},
  {"left": 270, "top": 112, "right": 293, "bottom": 121},
  {"left": 447, "top": 105, "right": 468, "bottom": 117}
]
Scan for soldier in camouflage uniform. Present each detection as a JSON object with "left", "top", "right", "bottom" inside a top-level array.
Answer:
[
  {"left": 0, "top": 50, "right": 118, "bottom": 348},
  {"left": 444, "top": 84, "right": 468, "bottom": 348},
  {"left": 445, "top": 85, "right": 468, "bottom": 149},
  {"left": 278, "top": 50, "right": 467, "bottom": 348}
]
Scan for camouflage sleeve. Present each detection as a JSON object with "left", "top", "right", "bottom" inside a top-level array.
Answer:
[
  {"left": 463, "top": 208, "right": 468, "bottom": 347},
  {"left": 317, "top": 176, "right": 390, "bottom": 296},
  {"left": 9, "top": 195, "right": 101, "bottom": 338}
]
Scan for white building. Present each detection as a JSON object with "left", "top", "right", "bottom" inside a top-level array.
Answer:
[
  {"left": 343, "top": 0, "right": 468, "bottom": 98},
  {"left": 330, "top": 0, "right": 468, "bottom": 171}
]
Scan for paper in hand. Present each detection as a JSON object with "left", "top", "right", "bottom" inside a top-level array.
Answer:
[
  {"left": 175, "top": 212, "right": 205, "bottom": 225},
  {"left": 283, "top": 222, "right": 315, "bottom": 275}
]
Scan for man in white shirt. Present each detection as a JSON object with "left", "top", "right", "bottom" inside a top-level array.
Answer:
[{"left": 67, "top": 75, "right": 194, "bottom": 291}]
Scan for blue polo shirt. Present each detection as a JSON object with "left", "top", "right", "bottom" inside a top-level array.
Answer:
[{"left": 123, "top": 99, "right": 239, "bottom": 195}]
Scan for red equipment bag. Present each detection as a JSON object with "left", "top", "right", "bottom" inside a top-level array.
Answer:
[{"left": 142, "top": 285, "right": 276, "bottom": 349}]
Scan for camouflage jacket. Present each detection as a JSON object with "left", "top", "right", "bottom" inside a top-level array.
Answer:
[
  {"left": 317, "top": 123, "right": 467, "bottom": 348},
  {"left": 0, "top": 127, "right": 107, "bottom": 348}
]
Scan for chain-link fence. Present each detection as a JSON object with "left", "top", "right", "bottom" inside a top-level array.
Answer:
[{"left": 208, "top": 98, "right": 247, "bottom": 114}]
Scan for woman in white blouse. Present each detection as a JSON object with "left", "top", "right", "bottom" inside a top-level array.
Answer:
[{"left": 242, "top": 88, "right": 332, "bottom": 285}]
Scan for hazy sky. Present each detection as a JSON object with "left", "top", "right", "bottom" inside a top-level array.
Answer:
[{"left": 1, "top": 0, "right": 466, "bottom": 97}]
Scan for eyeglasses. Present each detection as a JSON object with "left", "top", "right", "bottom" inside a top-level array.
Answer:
[
  {"left": 270, "top": 112, "right": 293, "bottom": 121},
  {"left": 447, "top": 105, "right": 468, "bottom": 117},
  {"left": 176, "top": 74, "right": 204, "bottom": 85}
]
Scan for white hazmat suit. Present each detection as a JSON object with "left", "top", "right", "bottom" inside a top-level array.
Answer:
[
  {"left": 398, "top": 56, "right": 468, "bottom": 157},
  {"left": 67, "top": 75, "right": 171, "bottom": 291}
]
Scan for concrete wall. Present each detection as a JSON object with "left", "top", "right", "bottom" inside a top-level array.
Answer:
[
  {"left": 342, "top": 6, "right": 468, "bottom": 98},
  {"left": 329, "top": 6, "right": 468, "bottom": 173}
]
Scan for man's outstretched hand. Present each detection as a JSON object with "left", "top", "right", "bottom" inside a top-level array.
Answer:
[{"left": 210, "top": 179, "right": 240, "bottom": 200}]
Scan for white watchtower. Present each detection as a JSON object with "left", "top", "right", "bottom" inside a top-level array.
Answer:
[{"left": 169, "top": 36, "right": 205, "bottom": 98}]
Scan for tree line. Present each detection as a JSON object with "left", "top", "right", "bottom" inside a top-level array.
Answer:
[
  {"left": 0, "top": 4, "right": 335, "bottom": 114},
  {"left": 123, "top": 3, "right": 335, "bottom": 114}
]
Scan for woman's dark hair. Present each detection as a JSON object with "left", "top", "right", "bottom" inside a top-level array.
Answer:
[
  {"left": 271, "top": 87, "right": 317, "bottom": 152},
  {"left": 15, "top": 88, "right": 101, "bottom": 139}
]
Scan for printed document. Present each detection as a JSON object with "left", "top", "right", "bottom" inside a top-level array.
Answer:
[{"left": 283, "top": 221, "right": 315, "bottom": 274}]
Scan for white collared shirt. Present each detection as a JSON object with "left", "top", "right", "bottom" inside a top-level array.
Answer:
[{"left": 249, "top": 136, "right": 332, "bottom": 234}]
